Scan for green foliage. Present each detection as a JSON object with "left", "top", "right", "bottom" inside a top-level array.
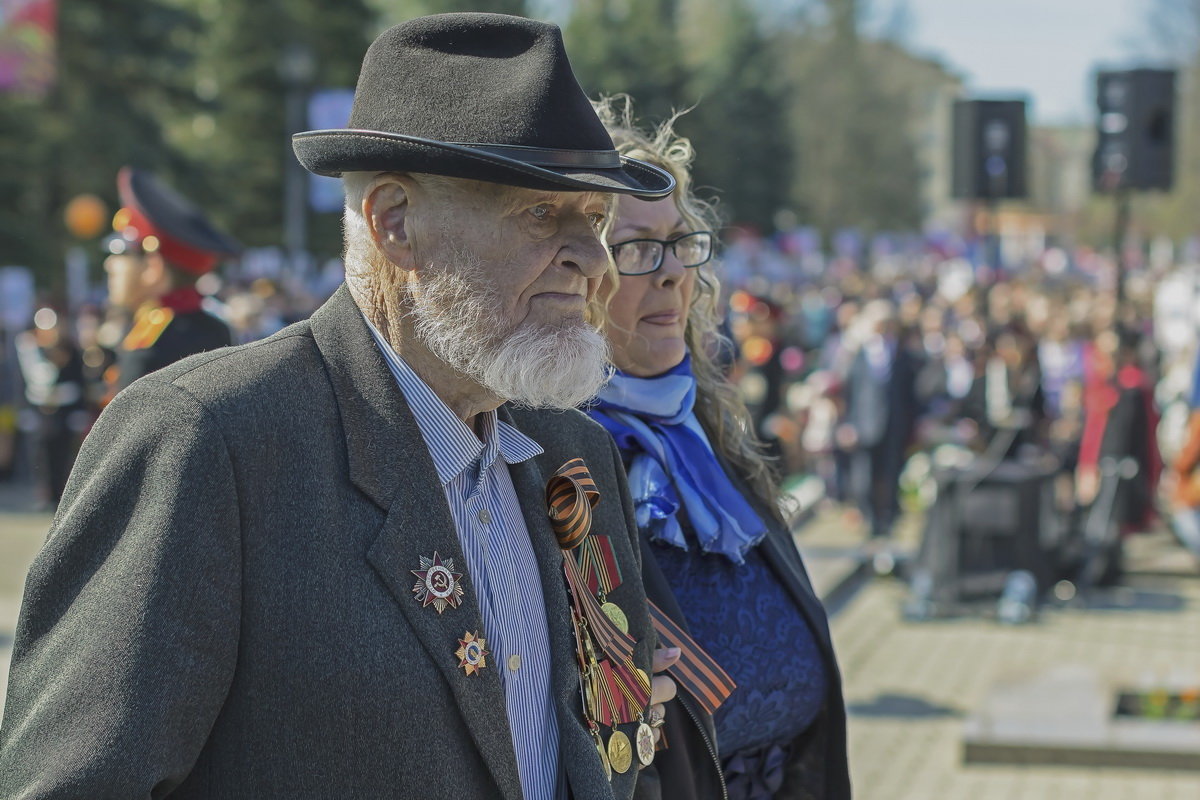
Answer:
[
  {"left": 565, "top": 0, "right": 687, "bottom": 125},
  {"left": 180, "top": 0, "right": 373, "bottom": 253},
  {"left": 780, "top": 29, "right": 925, "bottom": 234},
  {"left": 0, "top": 0, "right": 204, "bottom": 286},
  {"left": 674, "top": 0, "right": 794, "bottom": 230},
  {"left": 0, "top": 0, "right": 962, "bottom": 289},
  {"left": 373, "top": 0, "right": 529, "bottom": 22}
]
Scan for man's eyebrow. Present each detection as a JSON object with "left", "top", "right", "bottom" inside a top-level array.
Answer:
[{"left": 615, "top": 218, "right": 688, "bottom": 235}]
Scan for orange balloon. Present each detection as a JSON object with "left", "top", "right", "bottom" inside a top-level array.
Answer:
[{"left": 64, "top": 194, "right": 108, "bottom": 239}]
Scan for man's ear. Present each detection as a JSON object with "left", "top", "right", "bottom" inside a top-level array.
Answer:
[{"left": 364, "top": 174, "right": 419, "bottom": 271}]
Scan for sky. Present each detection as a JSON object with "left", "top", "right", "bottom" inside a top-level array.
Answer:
[{"left": 873, "top": 0, "right": 1170, "bottom": 125}]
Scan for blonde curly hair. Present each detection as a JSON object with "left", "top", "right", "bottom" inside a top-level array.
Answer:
[{"left": 592, "top": 95, "right": 782, "bottom": 518}]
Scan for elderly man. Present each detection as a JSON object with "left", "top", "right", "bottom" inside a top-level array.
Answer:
[{"left": 0, "top": 14, "right": 676, "bottom": 800}]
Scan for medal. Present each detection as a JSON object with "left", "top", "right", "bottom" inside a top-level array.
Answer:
[
  {"left": 411, "top": 551, "right": 464, "bottom": 614},
  {"left": 635, "top": 721, "right": 655, "bottom": 767},
  {"left": 600, "top": 601, "right": 629, "bottom": 634},
  {"left": 608, "top": 730, "right": 633, "bottom": 774},
  {"left": 595, "top": 732, "right": 612, "bottom": 780},
  {"left": 455, "top": 631, "right": 488, "bottom": 676}
]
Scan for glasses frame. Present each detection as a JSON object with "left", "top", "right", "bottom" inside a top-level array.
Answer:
[{"left": 609, "top": 230, "right": 714, "bottom": 276}]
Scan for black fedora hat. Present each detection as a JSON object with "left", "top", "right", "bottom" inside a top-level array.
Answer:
[{"left": 292, "top": 13, "right": 675, "bottom": 198}]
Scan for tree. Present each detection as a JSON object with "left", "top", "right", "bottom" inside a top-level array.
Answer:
[
  {"left": 777, "top": 0, "right": 923, "bottom": 235},
  {"left": 178, "top": 0, "right": 374, "bottom": 256},
  {"left": 374, "top": 0, "right": 530, "bottom": 21},
  {"left": 564, "top": 0, "right": 688, "bottom": 125},
  {"left": 674, "top": 0, "right": 794, "bottom": 229},
  {"left": 0, "top": 0, "right": 204, "bottom": 286}
]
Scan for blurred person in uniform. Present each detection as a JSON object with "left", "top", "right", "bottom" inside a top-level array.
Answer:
[
  {"left": 103, "top": 166, "right": 238, "bottom": 395},
  {"left": 0, "top": 15, "right": 676, "bottom": 800},
  {"left": 587, "top": 98, "right": 849, "bottom": 800},
  {"left": 73, "top": 304, "right": 117, "bottom": 423},
  {"left": 13, "top": 308, "right": 86, "bottom": 508},
  {"left": 838, "top": 300, "right": 919, "bottom": 538}
]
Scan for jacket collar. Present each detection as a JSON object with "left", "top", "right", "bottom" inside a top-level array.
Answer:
[
  {"left": 308, "top": 287, "right": 610, "bottom": 798},
  {"left": 310, "top": 286, "right": 524, "bottom": 799}
]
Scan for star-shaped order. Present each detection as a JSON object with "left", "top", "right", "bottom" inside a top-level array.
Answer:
[
  {"left": 455, "top": 631, "right": 488, "bottom": 676},
  {"left": 411, "top": 551, "right": 464, "bottom": 614}
]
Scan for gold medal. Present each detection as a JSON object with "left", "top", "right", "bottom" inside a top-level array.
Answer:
[
  {"left": 600, "top": 601, "right": 629, "bottom": 634},
  {"left": 608, "top": 729, "right": 633, "bottom": 774},
  {"left": 635, "top": 721, "right": 655, "bottom": 767},
  {"left": 595, "top": 733, "right": 612, "bottom": 780}
]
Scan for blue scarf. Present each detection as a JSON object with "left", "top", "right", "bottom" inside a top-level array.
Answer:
[{"left": 588, "top": 355, "right": 766, "bottom": 564}]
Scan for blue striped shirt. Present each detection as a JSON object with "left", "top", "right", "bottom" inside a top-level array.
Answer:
[{"left": 364, "top": 318, "right": 562, "bottom": 800}]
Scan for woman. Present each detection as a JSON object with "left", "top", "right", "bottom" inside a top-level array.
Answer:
[{"left": 587, "top": 97, "right": 849, "bottom": 800}]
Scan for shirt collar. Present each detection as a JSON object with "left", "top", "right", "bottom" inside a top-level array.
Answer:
[{"left": 362, "top": 313, "right": 543, "bottom": 487}]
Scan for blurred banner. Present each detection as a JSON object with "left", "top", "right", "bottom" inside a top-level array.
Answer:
[
  {"left": 307, "top": 88, "right": 355, "bottom": 213},
  {"left": 0, "top": 0, "right": 56, "bottom": 95}
]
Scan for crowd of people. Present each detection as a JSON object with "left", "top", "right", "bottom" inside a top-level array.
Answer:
[
  {"left": 2, "top": 208, "right": 1194, "bottom": 548},
  {"left": 717, "top": 230, "right": 1199, "bottom": 564},
  {"left": 0, "top": 12, "right": 1198, "bottom": 800}
]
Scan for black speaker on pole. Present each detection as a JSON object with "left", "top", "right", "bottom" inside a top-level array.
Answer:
[
  {"left": 1092, "top": 69, "right": 1176, "bottom": 192},
  {"left": 951, "top": 99, "right": 1029, "bottom": 200}
]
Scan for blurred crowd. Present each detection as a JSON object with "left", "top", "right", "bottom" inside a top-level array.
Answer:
[
  {"left": 0, "top": 269, "right": 334, "bottom": 508},
  {"left": 3, "top": 232, "right": 1200, "bottom": 563},
  {"left": 718, "top": 230, "right": 1194, "bottom": 557}
]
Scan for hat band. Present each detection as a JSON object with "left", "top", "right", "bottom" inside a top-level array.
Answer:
[
  {"left": 455, "top": 143, "right": 621, "bottom": 169},
  {"left": 117, "top": 204, "right": 219, "bottom": 275}
]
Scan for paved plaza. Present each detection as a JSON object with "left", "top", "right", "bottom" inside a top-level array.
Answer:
[
  {"left": 1, "top": 489, "right": 1197, "bottom": 797},
  {"left": 800, "top": 508, "right": 1200, "bottom": 799}
]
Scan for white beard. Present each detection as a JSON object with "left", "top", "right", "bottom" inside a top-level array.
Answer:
[{"left": 407, "top": 250, "right": 611, "bottom": 410}]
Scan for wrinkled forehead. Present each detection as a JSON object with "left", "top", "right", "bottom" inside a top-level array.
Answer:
[{"left": 424, "top": 175, "right": 607, "bottom": 213}]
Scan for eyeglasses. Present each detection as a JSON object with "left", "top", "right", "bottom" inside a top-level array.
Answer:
[{"left": 609, "top": 231, "right": 714, "bottom": 276}]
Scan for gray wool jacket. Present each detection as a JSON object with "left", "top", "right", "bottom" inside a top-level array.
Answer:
[{"left": 0, "top": 285, "right": 654, "bottom": 800}]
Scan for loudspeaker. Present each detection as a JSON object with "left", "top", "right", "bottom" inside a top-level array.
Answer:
[
  {"left": 1093, "top": 69, "right": 1175, "bottom": 192},
  {"left": 951, "top": 99, "right": 1028, "bottom": 200}
]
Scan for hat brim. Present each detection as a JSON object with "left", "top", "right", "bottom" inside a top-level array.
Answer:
[{"left": 293, "top": 129, "right": 675, "bottom": 198}]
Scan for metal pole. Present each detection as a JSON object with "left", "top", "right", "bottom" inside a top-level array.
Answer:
[
  {"left": 1113, "top": 188, "right": 1131, "bottom": 306},
  {"left": 280, "top": 43, "right": 315, "bottom": 280}
]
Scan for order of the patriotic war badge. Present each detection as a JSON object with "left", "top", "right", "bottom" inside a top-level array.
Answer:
[{"left": 411, "top": 551, "right": 465, "bottom": 614}]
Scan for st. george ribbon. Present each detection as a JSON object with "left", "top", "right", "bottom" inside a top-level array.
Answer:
[{"left": 547, "top": 459, "right": 651, "bottom": 725}]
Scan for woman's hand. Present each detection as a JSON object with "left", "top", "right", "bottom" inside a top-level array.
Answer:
[{"left": 648, "top": 646, "right": 680, "bottom": 744}]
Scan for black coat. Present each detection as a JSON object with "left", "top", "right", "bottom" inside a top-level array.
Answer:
[
  {"left": 0, "top": 287, "right": 654, "bottom": 800},
  {"left": 116, "top": 306, "right": 231, "bottom": 390},
  {"left": 630, "top": 461, "right": 851, "bottom": 800}
]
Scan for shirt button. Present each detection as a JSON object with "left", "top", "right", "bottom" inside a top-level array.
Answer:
[
  {"left": 508, "top": 653, "right": 522, "bottom": 672},
  {"left": 477, "top": 508, "right": 491, "bottom": 525}
]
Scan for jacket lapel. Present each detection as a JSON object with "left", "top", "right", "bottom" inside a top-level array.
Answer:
[
  {"left": 501, "top": 406, "right": 612, "bottom": 795},
  {"left": 309, "top": 287, "right": 523, "bottom": 800}
]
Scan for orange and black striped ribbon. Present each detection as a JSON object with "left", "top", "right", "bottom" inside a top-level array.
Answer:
[
  {"left": 648, "top": 599, "right": 737, "bottom": 716},
  {"left": 564, "top": 554, "right": 635, "bottom": 663},
  {"left": 548, "top": 459, "right": 651, "bottom": 716},
  {"left": 577, "top": 535, "right": 622, "bottom": 595},
  {"left": 546, "top": 458, "right": 598, "bottom": 551}
]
